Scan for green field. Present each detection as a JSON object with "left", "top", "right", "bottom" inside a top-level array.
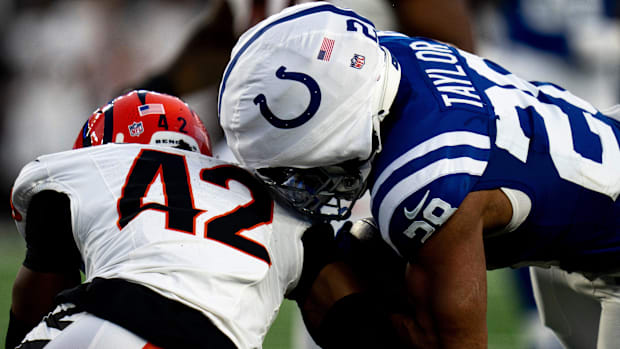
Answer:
[{"left": 0, "top": 221, "right": 531, "bottom": 349}]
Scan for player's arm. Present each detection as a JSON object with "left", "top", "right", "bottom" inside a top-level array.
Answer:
[
  {"left": 389, "top": 0, "right": 476, "bottom": 52},
  {"left": 127, "top": 1, "right": 236, "bottom": 96},
  {"left": 404, "top": 189, "right": 511, "bottom": 348},
  {"left": 334, "top": 219, "right": 428, "bottom": 348},
  {"left": 288, "top": 223, "right": 403, "bottom": 349},
  {"left": 7, "top": 191, "right": 82, "bottom": 349}
]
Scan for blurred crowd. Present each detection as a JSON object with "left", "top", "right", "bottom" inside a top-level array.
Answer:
[{"left": 0, "top": 0, "right": 211, "bottom": 215}]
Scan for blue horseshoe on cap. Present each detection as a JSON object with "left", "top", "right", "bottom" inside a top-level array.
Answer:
[{"left": 254, "top": 66, "right": 321, "bottom": 129}]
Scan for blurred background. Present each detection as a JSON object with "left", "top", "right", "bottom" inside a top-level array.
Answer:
[{"left": 0, "top": 0, "right": 618, "bottom": 348}]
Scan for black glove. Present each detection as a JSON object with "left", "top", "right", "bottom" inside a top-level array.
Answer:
[
  {"left": 335, "top": 217, "right": 409, "bottom": 313},
  {"left": 287, "top": 222, "right": 337, "bottom": 302}
]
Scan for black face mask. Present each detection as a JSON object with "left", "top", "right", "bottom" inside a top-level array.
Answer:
[{"left": 256, "top": 159, "right": 371, "bottom": 221}]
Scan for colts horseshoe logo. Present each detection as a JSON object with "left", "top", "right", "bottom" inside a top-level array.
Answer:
[{"left": 254, "top": 66, "right": 321, "bottom": 129}]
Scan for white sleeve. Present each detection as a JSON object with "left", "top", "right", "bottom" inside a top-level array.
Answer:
[
  {"left": 500, "top": 187, "right": 532, "bottom": 233},
  {"left": 603, "top": 104, "right": 620, "bottom": 122},
  {"left": 11, "top": 159, "right": 49, "bottom": 239}
]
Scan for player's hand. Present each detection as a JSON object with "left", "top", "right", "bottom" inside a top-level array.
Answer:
[{"left": 335, "top": 218, "right": 408, "bottom": 307}]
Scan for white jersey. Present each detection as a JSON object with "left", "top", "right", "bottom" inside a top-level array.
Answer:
[{"left": 11, "top": 143, "right": 310, "bottom": 349}]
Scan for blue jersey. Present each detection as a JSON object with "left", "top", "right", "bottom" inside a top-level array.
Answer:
[
  {"left": 500, "top": 0, "right": 618, "bottom": 58},
  {"left": 371, "top": 34, "right": 620, "bottom": 274}
]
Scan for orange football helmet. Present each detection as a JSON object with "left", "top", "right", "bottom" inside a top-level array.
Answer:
[{"left": 73, "top": 90, "right": 212, "bottom": 156}]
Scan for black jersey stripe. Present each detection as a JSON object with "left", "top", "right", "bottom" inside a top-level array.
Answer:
[
  {"left": 16, "top": 339, "right": 49, "bottom": 349},
  {"left": 81, "top": 120, "right": 92, "bottom": 147},
  {"left": 103, "top": 106, "right": 114, "bottom": 144},
  {"left": 43, "top": 305, "right": 81, "bottom": 331},
  {"left": 137, "top": 90, "right": 148, "bottom": 105}
]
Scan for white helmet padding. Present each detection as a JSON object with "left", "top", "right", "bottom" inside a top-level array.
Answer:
[{"left": 218, "top": 2, "right": 401, "bottom": 170}]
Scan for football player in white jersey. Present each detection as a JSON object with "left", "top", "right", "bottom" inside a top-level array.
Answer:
[
  {"left": 219, "top": 3, "right": 620, "bottom": 348},
  {"left": 6, "top": 90, "right": 403, "bottom": 349}
]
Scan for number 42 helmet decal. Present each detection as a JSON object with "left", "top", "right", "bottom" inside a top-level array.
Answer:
[{"left": 74, "top": 90, "right": 212, "bottom": 156}]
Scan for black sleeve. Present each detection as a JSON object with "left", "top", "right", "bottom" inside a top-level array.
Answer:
[
  {"left": 23, "top": 190, "right": 82, "bottom": 272},
  {"left": 286, "top": 222, "right": 338, "bottom": 302}
]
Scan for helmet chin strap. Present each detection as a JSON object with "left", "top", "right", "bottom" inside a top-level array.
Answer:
[{"left": 371, "top": 46, "right": 401, "bottom": 155}]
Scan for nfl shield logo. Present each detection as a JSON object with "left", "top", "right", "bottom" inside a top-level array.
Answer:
[
  {"left": 350, "top": 54, "right": 365, "bottom": 69},
  {"left": 129, "top": 121, "right": 144, "bottom": 137}
]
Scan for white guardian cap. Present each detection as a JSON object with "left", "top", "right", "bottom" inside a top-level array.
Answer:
[
  {"left": 218, "top": 2, "right": 401, "bottom": 220},
  {"left": 218, "top": 2, "right": 401, "bottom": 170}
]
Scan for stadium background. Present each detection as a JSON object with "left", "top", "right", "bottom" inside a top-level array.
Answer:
[{"left": 0, "top": 1, "right": 618, "bottom": 348}]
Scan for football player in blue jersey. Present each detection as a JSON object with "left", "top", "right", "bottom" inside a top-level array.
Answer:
[{"left": 218, "top": 2, "right": 620, "bottom": 348}]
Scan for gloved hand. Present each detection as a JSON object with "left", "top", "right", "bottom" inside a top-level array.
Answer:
[{"left": 335, "top": 217, "right": 409, "bottom": 313}]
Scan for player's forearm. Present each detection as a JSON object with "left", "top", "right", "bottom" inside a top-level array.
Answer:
[
  {"left": 297, "top": 261, "right": 363, "bottom": 331},
  {"left": 433, "top": 307, "right": 487, "bottom": 349},
  {"left": 435, "top": 274, "right": 487, "bottom": 347},
  {"left": 391, "top": 0, "right": 476, "bottom": 52},
  {"left": 8, "top": 266, "right": 72, "bottom": 348},
  {"left": 297, "top": 260, "right": 408, "bottom": 348},
  {"left": 407, "top": 263, "right": 488, "bottom": 348},
  {"left": 405, "top": 191, "right": 493, "bottom": 347},
  {"left": 149, "top": 1, "right": 235, "bottom": 96},
  {"left": 11, "top": 266, "right": 80, "bottom": 324},
  {"left": 6, "top": 308, "right": 38, "bottom": 349}
]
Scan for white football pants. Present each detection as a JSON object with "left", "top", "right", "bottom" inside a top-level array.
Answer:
[
  {"left": 17, "top": 303, "right": 161, "bottom": 349},
  {"left": 530, "top": 266, "right": 620, "bottom": 349}
]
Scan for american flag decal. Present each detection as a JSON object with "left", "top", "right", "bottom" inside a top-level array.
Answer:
[
  {"left": 138, "top": 103, "right": 165, "bottom": 116},
  {"left": 317, "top": 37, "right": 335, "bottom": 61}
]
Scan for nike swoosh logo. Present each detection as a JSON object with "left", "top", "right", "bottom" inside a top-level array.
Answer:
[{"left": 403, "top": 190, "right": 430, "bottom": 220}]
